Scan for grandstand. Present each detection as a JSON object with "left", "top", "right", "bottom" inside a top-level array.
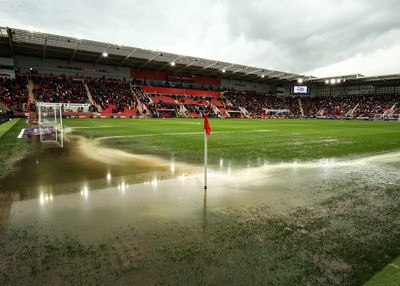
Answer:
[{"left": 0, "top": 26, "right": 399, "bottom": 121}]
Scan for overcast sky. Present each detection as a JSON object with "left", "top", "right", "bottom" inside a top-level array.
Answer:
[{"left": 1, "top": 0, "right": 400, "bottom": 78}]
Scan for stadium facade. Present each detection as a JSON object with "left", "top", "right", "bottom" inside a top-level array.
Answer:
[{"left": 0, "top": 26, "right": 400, "bottom": 120}]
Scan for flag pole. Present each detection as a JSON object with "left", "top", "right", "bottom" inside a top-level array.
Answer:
[
  {"left": 203, "top": 113, "right": 211, "bottom": 190},
  {"left": 204, "top": 129, "right": 208, "bottom": 190}
]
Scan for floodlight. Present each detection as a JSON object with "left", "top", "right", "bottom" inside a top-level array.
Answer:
[
  {"left": 102, "top": 52, "right": 108, "bottom": 57},
  {"left": 170, "top": 61, "right": 176, "bottom": 66}
]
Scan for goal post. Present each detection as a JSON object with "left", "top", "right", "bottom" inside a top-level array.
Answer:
[{"left": 37, "top": 102, "right": 64, "bottom": 148}]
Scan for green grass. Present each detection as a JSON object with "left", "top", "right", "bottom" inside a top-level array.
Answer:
[
  {"left": 0, "top": 118, "right": 20, "bottom": 138},
  {"left": 366, "top": 256, "right": 400, "bottom": 286},
  {"left": 0, "top": 119, "right": 33, "bottom": 179},
  {"left": 64, "top": 118, "right": 400, "bottom": 167},
  {"left": 1, "top": 118, "right": 400, "bottom": 285}
]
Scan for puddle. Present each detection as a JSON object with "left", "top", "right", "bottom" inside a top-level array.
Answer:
[{"left": 1, "top": 134, "right": 400, "bottom": 243}]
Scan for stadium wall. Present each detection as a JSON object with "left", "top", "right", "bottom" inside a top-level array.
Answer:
[
  {"left": 0, "top": 57, "right": 15, "bottom": 79},
  {"left": 14, "top": 56, "right": 131, "bottom": 80},
  {"left": 221, "top": 78, "right": 272, "bottom": 93},
  {"left": 131, "top": 68, "right": 221, "bottom": 87},
  {"left": 9, "top": 55, "right": 320, "bottom": 96}
]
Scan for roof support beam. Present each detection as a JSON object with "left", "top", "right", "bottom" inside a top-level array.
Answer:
[
  {"left": 233, "top": 68, "right": 263, "bottom": 80},
  {"left": 6, "top": 28, "right": 14, "bottom": 58},
  {"left": 203, "top": 63, "right": 237, "bottom": 77},
  {"left": 156, "top": 55, "right": 182, "bottom": 72},
  {"left": 42, "top": 34, "right": 48, "bottom": 63},
  {"left": 176, "top": 58, "right": 199, "bottom": 72},
  {"left": 117, "top": 49, "right": 137, "bottom": 68},
  {"left": 69, "top": 41, "right": 82, "bottom": 64},
  {"left": 95, "top": 45, "right": 111, "bottom": 65},
  {"left": 137, "top": 52, "right": 161, "bottom": 71},
  {"left": 231, "top": 66, "right": 250, "bottom": 74},
  {"left": 202, "top": 62, "right": 218, "bottom": 70}
]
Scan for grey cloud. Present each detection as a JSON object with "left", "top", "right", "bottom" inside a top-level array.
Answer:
[
  {"left": 1, "top": 0, "right": 400, "bottom": 76},
  {"left": 221, "top": 0, "right": 400, "bottom": 73}
]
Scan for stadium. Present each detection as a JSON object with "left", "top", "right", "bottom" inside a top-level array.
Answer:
[{"left": 0, "top": 26, "right": 400, "bottom": 285}]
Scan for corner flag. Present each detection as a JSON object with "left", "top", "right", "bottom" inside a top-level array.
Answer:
[
  {"left": 204, "top": 114, "right": 211, "bottom": 135},
  {"left": 204, "top": 114, "right": 211, "bottom": 190}
]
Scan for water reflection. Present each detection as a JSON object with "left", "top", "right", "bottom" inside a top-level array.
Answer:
[
  {"left": 0, "top": 135, "right": 197, "bottom": 204},
  {"left": 0, "top": 194, "right": 13, "bottom": 229},
  {"left": 118, "top": 181, "right": 127, "bottom": 193},
  {"left": 39, "top": 193, "right": 53, "bottom": 205},
  {"left": 2, "top": 134, "right": 400, "bottom": 241},
  {"left": 81, "top": 185, "right": 89, "bottom": 199},
  {"left": 203, "top": 189, "right": 208, "bottom": 232}
]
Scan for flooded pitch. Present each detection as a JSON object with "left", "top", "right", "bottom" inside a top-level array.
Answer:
[
  {"left": 1, "top": 135, "right": 400, "bottom": 236},
  {"left": 1, "top": 135, "right": 400, "bottom": 285}
]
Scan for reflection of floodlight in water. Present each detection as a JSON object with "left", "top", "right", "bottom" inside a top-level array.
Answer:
[
  {"left": 106, "top": 172, "right": 112, "bottom": 182},
  {"left": 120, "top": 181, "right": 126, "bottom": 192},
  {"left": 170, "top": 163, "right": 175, "bottom": 173},
  {"left": 219, "top": 158, "right": 224, "bottom": 168},
  {"left": 40, "top": 192, "right": 53, "bottom": 205},
  {"left": 81, "top": 186, "right": 89, "bottom": 199},
  {"left": 40, "top": 193, "right": 45, "bottom": 205}
]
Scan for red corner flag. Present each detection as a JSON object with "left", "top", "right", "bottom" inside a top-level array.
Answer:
[{"left": 204, "top": 114, "right": 211, "bottom": 135}]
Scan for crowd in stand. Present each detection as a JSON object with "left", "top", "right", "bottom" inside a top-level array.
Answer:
[
  {"left": 1, "top": 74, "right": 399, "bottom": 119},
  {"left": 0, "top": 76, "right": 28, "bottom": 112},
  {"left": 223, "top": 91, "right": 301, "bottom": 118},
  {"left": 354, "top": 94, "right": 399, "bottom": 118},
  {"left": 32, "top": 75, "right": 88, "bottom": 104},
  {"left": 87, "top": 79, "right": 136, "bottom": 113},
  {"left": 299, "top": 94, "right": 399, "bottom": 118}
]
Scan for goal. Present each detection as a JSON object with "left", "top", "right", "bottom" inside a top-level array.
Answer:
[
  {"left": 373, "top": 114, "right": 400, "bottom": 122},
  {"left": 37, "top": 102, "right": 64, "bottom": 147}
]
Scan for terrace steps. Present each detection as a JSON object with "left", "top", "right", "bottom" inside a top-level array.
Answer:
[
  {"left": 298, "top": 98, "right": 304, "bottom": 117},
  {"left": 28, "top": 80, "right": 35, "bottom": 101},
  {"left": 83, "top": 82, "right": 102, "bottom": 112}
]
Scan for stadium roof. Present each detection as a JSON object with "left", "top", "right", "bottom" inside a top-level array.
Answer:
[{"left": 1, "top": 26, "right": 400, "bottom": 87}]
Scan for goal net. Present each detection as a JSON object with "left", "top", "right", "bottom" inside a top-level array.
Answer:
[
  {"left": 37, "top": 102, "right": 64, "bottom": 147},
  {"left": 373, "top": 114, "right": 400, "bottom": 122}
]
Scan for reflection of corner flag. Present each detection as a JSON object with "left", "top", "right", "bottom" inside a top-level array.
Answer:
[
  {"left": 204, "top": 114, "right": 211, "bottom": 135},
  {"left": 204, "top": 114, "right": 211, "bottom": 190}
]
